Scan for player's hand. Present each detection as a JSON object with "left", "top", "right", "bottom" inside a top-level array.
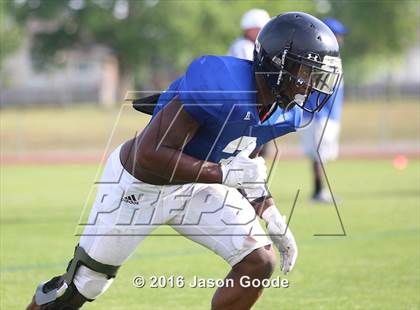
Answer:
[
  {"left": 262, "top": 206, "right": 298, "bottom": 274},
  {"left": 220, "top": 142, "right": 267, "bottom": 188},
  {"left": 241, "top": 182, "right": 269, "bottom": 202}
]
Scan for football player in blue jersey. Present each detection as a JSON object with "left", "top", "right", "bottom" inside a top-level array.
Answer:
[{"left": 27, "top": 12, "right": 342, "bottom": 310}]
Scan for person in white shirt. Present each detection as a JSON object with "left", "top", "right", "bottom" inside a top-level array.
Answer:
[{"left": 227, "top": 9, "right": 270, "bottom": 60}]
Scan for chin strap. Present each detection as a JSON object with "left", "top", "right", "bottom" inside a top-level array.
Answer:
[{"left": 259, "top": 100, "right": 278, "bottom": 122}]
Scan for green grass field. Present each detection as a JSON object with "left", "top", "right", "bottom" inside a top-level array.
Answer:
[{"left": 1, "top": 159, "right": 419, "bottom": 309}]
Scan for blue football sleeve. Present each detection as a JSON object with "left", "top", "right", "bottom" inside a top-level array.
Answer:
[{"left": 177, "top": 57, "right": 226, "bottom": 125}]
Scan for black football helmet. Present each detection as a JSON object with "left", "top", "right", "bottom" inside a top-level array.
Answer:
[{"left": 254, "top": 12, "right": 342, "bottom": 113}]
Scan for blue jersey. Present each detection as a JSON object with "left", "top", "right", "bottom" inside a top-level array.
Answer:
[{"left": 152, "top": 55, "right": 302, "bottom": 163}]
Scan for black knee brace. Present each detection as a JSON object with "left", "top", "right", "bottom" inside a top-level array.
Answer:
[{"left": 34, "top": 245, "right": 120, "bottom": 309}]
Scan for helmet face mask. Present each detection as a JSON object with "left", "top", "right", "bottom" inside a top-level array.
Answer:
[
  {"left": 280, "top": 51, "right": 342, "bottom": 112},
  {"left": 254, "top": 12, "right": 343, "bottom": 114}
]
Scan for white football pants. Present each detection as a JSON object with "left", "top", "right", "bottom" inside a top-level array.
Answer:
[{"left": 73, "top": 145, "right": 271, "bottom": 299}]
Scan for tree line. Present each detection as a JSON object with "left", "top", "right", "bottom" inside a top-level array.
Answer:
[{"left": 2, "top": 0, "right": 418, "bottom": 88}]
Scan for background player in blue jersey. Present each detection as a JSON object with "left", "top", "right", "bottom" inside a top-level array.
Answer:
[
  {"left": 27, "top": 12, "right": 342, "bottom": 310},
  {"left": 300, "top": 18, "right": 348, "bottom": 204}
]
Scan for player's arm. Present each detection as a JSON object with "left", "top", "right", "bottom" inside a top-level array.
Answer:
[
  {"left": 134, "top": 96, "right": 265, "bottom": 186},
  {"left": 244, "top": 148, "right": 298, "bottom": 274},
  {"left": 250, "top": 195, "right": 298, "bottom": 274},
  {"left": 135, "top": 96, "right": 221, "bottom": 184}
]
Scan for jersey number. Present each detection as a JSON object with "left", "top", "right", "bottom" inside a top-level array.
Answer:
[{"left": 220, "top": 136, "right": 256, "bottom": 164}]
